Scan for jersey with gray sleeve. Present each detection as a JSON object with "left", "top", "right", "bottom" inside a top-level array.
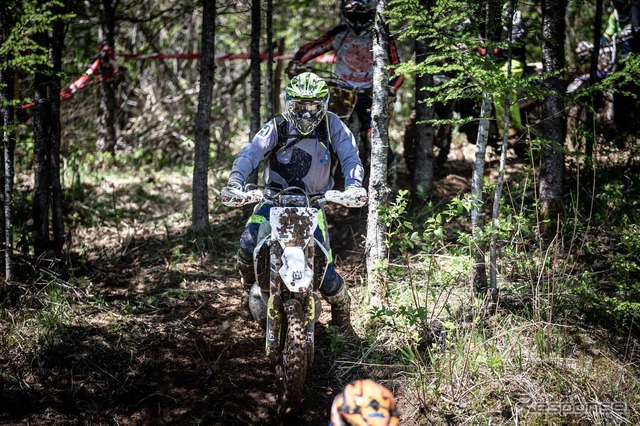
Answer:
[{"left": 229, "top": 111, "right": 364, "bottom": 194}]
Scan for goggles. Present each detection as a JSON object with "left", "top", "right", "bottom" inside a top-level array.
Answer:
[
  {"left": 289, "top": 99, "right": 325, "bottom": 115},
  {"left": 287, "top": 99, "right": 327, "bottom": 134},
  {"left": 344, "top": 10, "right": 374, "bottom": 25}
]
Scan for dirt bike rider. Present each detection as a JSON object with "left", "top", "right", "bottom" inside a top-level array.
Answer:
[
  {"left": 223, "top": 72, "right": 366, "bottom": 334},
  {"left": 286, "top": 0, "right": 404, "bottom": 165},
  {"left": 600, "top": 0, "right": 640, "bottom": 58},
  {"left": 599, "top": 0, "right": 640, "bottom": 129},
  {"left": 329, "top": 379, "right": 400, "bottom": 426}
]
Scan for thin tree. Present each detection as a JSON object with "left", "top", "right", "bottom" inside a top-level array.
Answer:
[
  {"left": 586, "top": 0, "right": 603, "bottom": 159},
  {"left": 366, "top": 0, "right": 392, "bottom": 306},
  {"left": 96, "top": 0, "right": 120, "bottom": 155},
  {"left": 539, "top": 0, "right": 567, "bottom": 241},
  {"left": 191, "top": 0, "right": 216, "bottom": 243},
  {"left": 489, "top": 0, "right": 517, "bottom": 294},
  {"left": 246, "top": 0, "right": 262, "bottom": 186},
  {"left": 0, "top": 1, "right": 17, "bottom": 282},
  {"left": 470, "top": 0, "right": 502, "bottom": 297},
  {"left": 32, "top": 3, "right": 66, "bottom": 257},
  {"left": 266, "top": 0, "right": 274, "bottom": 118}
]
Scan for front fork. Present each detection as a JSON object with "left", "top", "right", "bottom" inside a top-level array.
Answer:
[{"left": 265, "top": 243, "right": 317, "bottom": 363}]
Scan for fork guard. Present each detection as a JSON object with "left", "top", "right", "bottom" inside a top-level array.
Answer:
[{"left": 266, "top": 293, "right": 284, "bottom": 363}]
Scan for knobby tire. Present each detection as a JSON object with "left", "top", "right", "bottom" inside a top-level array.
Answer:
[{"left": 277, "top": 299, "right": 308, "bottom": 415}]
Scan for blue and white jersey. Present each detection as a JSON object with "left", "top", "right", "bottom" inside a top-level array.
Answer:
[{"left": 230, "top": 111, "right": 364, "bottom": 194}]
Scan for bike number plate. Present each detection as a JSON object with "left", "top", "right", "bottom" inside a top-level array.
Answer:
[{"left": 269, "top": 207, "right": 317, "bottom": 247}]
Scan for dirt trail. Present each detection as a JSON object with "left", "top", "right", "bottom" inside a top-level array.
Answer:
[
  {"left": 2, "top": 139, "right": 510, "bottom": 425},
  {"left": 1, "top": 198, "right": 370, "bottom": 425}
]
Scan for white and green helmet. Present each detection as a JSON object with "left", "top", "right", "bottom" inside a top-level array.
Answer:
[{"left": 285, "top": 72, "right": 330, "bottom": 135}]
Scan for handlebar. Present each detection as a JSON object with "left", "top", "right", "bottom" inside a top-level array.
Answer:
[{"left": 220, "top": 186, "right": 366, "bottom": 208}]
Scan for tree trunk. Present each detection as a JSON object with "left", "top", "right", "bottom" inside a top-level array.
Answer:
[
  {"left": 586, "top": 0, "right": 603, "bottom": 159},
  {"left": 33, "top": 12, "right": 66, "bottom": 258},
  {"left": 0, "top": 3, "right": 17, "bottom": 282},
  {"left": 471, "top": 92, "right": 491, "bottom": 296},
  {"left": 366, "top": 0, "right": 391, "bottom": 307},
  {"left": 266, "top": 0, "right": 274, "bottom": 119},
  {"left": 96, "top": 0, "right": 120, "bottom": 155},
  {"left": 471, "top": 0, "right": 501, "bottom": 297},
  {"left": 246, "top": 0, "right": 262, "bottom": 186},
  {"left": 191, "top": 0, "right": 216, "bottom": 242},
  {"left": 412, "top": 35, "right": 435, "bottom": 208},
  {"left": 32, "top": 68, "right": 51, "bottom": 257},
  {"left": 50, "top": 17, "right": 65, "bottom": 255},
  {"left": 539, "top": 0, "right": 567, "bottom": 241},
  {"left": 250, "top": 0, "right": 262, "bottom": 134},
  {"left": 1, "top": 72, "right": 15, "bottom": 282}
]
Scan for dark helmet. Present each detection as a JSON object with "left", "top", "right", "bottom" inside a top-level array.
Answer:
[
  {"left": 341, "top": 0, "right": 376, "bottom": 35},
  {"left": 330, "top": 379, "right": 400, "bottom": 426}
]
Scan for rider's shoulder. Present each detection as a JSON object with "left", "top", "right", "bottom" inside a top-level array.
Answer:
[
  {"left": 325, "top": 111, "right": 344, "bottom": 126},
  {"left": 325, "top": 112, "right": 353, "bottom": 137},
  {"left": 330, "top": 23, "right": 350, "bottom": 34},
  {"left": 253, "top": 116, "right": 280, "bottom": 139}
]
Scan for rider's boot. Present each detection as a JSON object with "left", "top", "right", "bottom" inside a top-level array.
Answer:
[{"left": 323, "top": 284, "right": 354, "bottom": 335}]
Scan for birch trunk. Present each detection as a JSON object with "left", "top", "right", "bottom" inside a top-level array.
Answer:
[
  {"left": 0, "top": 3, "right": 16, "bottom": 281},
  {"left": 366, "top": 0, "right": 391, "bottom": 307},
  {"left": 470, "top": 93, "right": 491, "bottom": 296},
  {"left": 471, "top": 0, "right": 502, "bottom": 297},
  {"left": 0, "top": 69, "right": 12, "bottom": 281}
]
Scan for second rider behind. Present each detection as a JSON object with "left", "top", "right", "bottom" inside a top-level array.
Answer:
[
  {"left": 287, "top": 0, "right": 404, "bottom": 141},
  {"left": 224, "top": 72, "right": 366, "bottom": 334}
]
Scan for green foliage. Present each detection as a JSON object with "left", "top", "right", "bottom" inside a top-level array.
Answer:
[
  {"left": 388, "top": 0, "right": 542, "bottom": 112},
  {"left": 0, "top": 0, "right": 75, "bottom": 73}
]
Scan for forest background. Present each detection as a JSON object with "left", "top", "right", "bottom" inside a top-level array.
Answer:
[{"left": 1, "top": 0, "right": 640, "bottom": 424}]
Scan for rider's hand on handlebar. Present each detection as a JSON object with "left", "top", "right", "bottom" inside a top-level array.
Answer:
[
  {"left": 344, "top": 185, "right": 367, "bottom": 205},
  {"left": 221, "top": 178, "right": 256, "bottom": 207},
  {"left": 286, "top": 60, "right": 302, "bottom": 79},
  {"left": 325, "top": 186, "right": 367, "bottom": 208}
]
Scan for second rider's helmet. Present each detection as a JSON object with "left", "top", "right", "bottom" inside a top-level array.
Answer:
[
  {"left": 284, "top": 72, "right": 329, "bottom": 135},
  {"left": 330, "top": 379, "right": 400, "bottom": 426},
  {"left": 341, "top": 0, "right": 376, "bottom": 35}
]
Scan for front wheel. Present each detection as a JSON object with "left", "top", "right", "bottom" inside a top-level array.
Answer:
[{"left": 277, "top": 299, "right": 308, "bottom": 415}]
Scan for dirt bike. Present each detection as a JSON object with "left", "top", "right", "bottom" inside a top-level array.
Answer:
[{"left": 220, "top": 185, "right": 365, "bottom": 415}]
